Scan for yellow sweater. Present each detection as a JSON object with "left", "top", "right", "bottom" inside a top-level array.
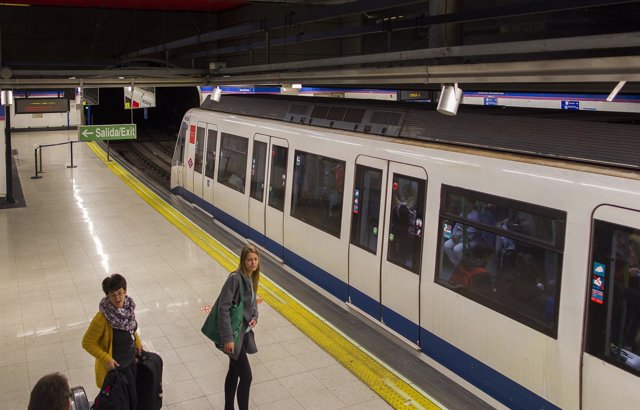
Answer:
[{"left": 82, "top": 311, "right": 141, "bottom": 388}]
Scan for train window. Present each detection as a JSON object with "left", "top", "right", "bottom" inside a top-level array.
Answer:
[
  {"left": 585, "top": 221, "right": 640, "bottom": 377},
  {"left": 436, "top": 185, "right": 566, "bottom": 337},
  {"left": 268, "top": 145, "right": 288, "bottom": 212},
  {"left": 204, "top": 128, "right": 217, "bottom": 179},
  {"left": 387, "top": 174, "right": 425, "bottom": 274},
  {"left": 291, "top": 151, "right": 345, "bottom": 238},
  {"left": 250, "top": 141, "right": 267, "bottom": 202},
  {"left": 350, "top": 165, "right": 383, "bottom": 254},
  {"left": 217, "top": 133, "right": 248, "bottom": 193},
  {"left": 172, "top": 121, "right": 187, "bottom": 166},
  {"left": 194, "top": 126, "right": 205, "bottom": 174}
]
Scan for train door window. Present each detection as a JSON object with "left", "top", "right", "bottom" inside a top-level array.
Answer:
[
  {"left": 250, "top": 141, "right": 267, "bottom": 202},
  {"left": 217, "top": 133, "right": 248, "bottom": 193},
  {"left": 585, "top": 220, "right": 640, "bottom": 376},
  {"left": 194, "top": 125, "right": 205, "bottom": 174},
  {"left": 291, "top": 150, "right": 345, "bottom": 237},
  {"left": 435, "top": 185, "right": 566, "bottom": 337},
  {"left": 268, "top": 145, "right": 288, "bottom": 211},
  {"left": 350, "top": 165, "right": 382, "bottom": 254},
  {"left": 204, "top": 128, "right": 217, "bottom": 179},
  {"left": 172, "top": 121, "right": 187, "bottom": 166},
  {"left": 387, "top": 174, "right": 425, "bottom": 273}
]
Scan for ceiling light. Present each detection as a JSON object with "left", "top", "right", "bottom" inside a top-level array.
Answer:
[
  {"left": 437, "top": 83, "right": 463, "bottom": 116},
  {"left": 606, "top": 80, "right": 626, "bottom": 102}
]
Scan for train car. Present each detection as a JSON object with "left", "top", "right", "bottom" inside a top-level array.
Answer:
[{"left": 170, "top": 95, "right": 640, "bottom": 409}]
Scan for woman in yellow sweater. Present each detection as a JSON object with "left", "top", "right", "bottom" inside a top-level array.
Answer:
[{"left": 82, "top": 273, "right": 142, "bottom": 406}]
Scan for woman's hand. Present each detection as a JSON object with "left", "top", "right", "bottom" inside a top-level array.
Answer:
[
  {"left": 106, "top": 358, "right": 119, "bottom": 370},
  {"left": 223, "top": 342, "right": 235, "bottom": 354},
  {"left": 249, "top": 319, "right": 257, "bottom": 328}
]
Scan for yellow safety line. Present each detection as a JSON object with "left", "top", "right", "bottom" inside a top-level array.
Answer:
[{"left": 86, "top": 141, "right": 442, "bottom": 410}]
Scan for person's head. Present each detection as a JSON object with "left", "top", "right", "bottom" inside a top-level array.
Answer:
[
  {"left": 102, "top": 273, "right": 128, "bottom": 309},
  {"left": 28, "top": 372, "right": 70, "bottom": 410},
  {"left": 238, "top": 244, "right": 261, "bottom": 290}
]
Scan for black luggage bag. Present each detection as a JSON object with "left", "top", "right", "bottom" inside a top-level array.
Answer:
[{"left": 136, "top": 350, "right": 163, "bottom": 410}]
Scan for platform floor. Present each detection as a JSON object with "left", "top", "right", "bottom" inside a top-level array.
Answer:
[{"left": 0, "top": 131, "right": 394, "bottom": 409}]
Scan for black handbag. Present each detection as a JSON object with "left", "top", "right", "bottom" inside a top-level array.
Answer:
[{"left": 91, "top": 369, "right": 132, "bottom": 410}]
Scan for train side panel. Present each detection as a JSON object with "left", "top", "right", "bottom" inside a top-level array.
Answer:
[{"left": 170, "top": 107, "right": 640, "bottom": 410}]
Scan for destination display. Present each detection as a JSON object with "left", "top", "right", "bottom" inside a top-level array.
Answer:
[{"left": 15, "top": 98, "right": 69, "bottom": 114}]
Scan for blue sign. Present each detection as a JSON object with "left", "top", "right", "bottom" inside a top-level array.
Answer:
[
  {"left": 484, "top": 97, "right": 498, "bottom": 106},
  {"left": 561, "top": 100, "right": 580, "bottom": 110}
]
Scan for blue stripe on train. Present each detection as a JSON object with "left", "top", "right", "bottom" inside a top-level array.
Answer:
[{"left": 171, "top": 185, "right": 558, "bottom": 409}]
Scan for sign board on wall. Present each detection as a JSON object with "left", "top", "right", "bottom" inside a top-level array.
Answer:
[
  {"left": 15, "top": 98, "right": 69, "bottom": 114},
  {"left": 78, "top": 124, "right": 137, "bottom": 141}
]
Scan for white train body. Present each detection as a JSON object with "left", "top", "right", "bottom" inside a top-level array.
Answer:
[{"left": 171, "top": 99, "right": 640, "bottom": 409}]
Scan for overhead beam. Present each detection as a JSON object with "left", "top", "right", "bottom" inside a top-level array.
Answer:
[
  {"left": 119, "top": 0, "right": 421, "bottom": 60},
  {"left": 218, "top": 31, "right": 640, "bottom": 74}
]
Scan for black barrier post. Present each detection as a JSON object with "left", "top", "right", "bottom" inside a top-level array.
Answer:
[
  {"left": 31, "top": 147, "right": 42, "bottom": 179},
  {"left": 4, "top": 104, "right": 15, "bottom": 203},
  {"left": 67, "top": 141, "right": 77, "bottom": 168},
  {"left": 38, "top": 146, "right": 44, "bottom": 174},
  {"left": 106, "top": 140, "right": 111, "bottom": 161}
]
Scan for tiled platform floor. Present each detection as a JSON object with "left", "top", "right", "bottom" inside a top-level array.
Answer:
[{"left": 0, "top": 130, "right": 391, "bottom": 409}]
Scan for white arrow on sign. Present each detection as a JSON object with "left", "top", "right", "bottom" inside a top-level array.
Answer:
[{"left": 82, "top": 129, "right": 92, "bottom": 138}]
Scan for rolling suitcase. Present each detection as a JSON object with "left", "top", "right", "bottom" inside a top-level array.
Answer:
[{"left": 136, "top": 350, "right": 163, "bottom": 410}]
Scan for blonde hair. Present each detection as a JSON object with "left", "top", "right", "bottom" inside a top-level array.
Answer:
[{"left": 239, "top": 244, "right": 261, "bottom": 291}]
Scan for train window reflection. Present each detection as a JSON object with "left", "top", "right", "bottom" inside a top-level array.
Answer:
[
  {"left": 172, "top": 121, "right": 187, "bottom": 166},
  {"left": 387, "top": 174, "right": 425, "bottom": 274},
  {"left": 436, "top": 185, "right": 566, "bottom": 337},
  {"left": 194, "top": 126, "right": 205, "bottom": 174},
  {"left": 291, "top": 151, "right": 345, "bottom": 237},
  {"left": 250, "top": 141, "right": 267, "bottom": 202},
  {"left": 217, "top": 133, "right": 248, "bottom": 193},
  {"left": 350, "top": 165, "right": 382, "bottom": 254},
  {"left": 268, "top": 145, "right": 288, "bottom": 212},
  {"left": 204, "top": 129, "right": 217, "bottom": 179},
  {"left": 585, "top": 221, "right": 640, "bottom": 377}
]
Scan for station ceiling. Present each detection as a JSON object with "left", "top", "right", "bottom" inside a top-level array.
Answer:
[{"left": 0, "top": 0, "right": 639, "bottom": 93}]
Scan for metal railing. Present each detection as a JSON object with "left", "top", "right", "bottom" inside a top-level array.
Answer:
[{"left": 31, "top": 140, "right": 79, "bottom": 179}]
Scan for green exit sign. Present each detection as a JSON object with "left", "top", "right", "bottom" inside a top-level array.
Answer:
[{"left": 78, "top": 124, "right": 137, "bottom": 141}]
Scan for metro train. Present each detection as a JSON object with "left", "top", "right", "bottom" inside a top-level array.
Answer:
[{"left": 170, "top": 95, "right": 640, "bottom": 409}]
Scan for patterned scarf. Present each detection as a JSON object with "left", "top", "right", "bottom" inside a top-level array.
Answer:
[{"left": 99, "top": 296, "right": 137, "bottom": 332}]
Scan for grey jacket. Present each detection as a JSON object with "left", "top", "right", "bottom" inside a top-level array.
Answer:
[{"left": 217, "top": 270, "right": 259, "bottom": 360}]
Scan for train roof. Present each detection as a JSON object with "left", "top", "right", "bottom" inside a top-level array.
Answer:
[{"left": 200, "top": 94, "right": 640, "bottom": 173}]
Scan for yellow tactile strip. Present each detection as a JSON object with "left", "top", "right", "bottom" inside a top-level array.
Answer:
[{"left": 87, "top": 141, "right": 443, "bottom": 410}]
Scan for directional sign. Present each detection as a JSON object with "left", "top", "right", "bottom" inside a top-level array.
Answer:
[{"left": 78, "top": 124, "right": 137, "bottom": 141}]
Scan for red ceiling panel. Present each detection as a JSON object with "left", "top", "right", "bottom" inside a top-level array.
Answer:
[{"left": 3, "top": 0, "right": 247, "bottom": 12}]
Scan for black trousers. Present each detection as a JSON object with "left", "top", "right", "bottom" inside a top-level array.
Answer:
[
  {"left": 119, "top": 362, "right": 138, "bottom": 409},
  {"left": 224, "top": 345, "right": 252, "bottom": 410}
]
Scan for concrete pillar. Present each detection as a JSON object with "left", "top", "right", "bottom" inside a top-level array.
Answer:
[{"left": 429, "top": 0, "right": 462, "bottom": 48}]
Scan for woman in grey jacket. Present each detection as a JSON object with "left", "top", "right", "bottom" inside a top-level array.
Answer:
[{"left": 218, "top": 244, "right": 260, "bottom": 410}]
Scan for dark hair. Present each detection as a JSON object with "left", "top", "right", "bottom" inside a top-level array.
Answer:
[
  {"left": 28, "top": 372, "right": 69, "bottom": 410},
  {"left": 102, "top": 273, "right": 127, "bottom": 296},
  {"left": 238, "top": 244, "right": 261, "bottom": 291}
]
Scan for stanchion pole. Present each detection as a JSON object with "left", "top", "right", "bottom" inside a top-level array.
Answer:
[
  {"left": 38, "top": 146, "right": 45, "bottom": 174},
  {"left": 31, "top": 147, "right": 42, "bottom": 179},
  {"left": 67, "top": 141, "right": 77, "bottom": 168}
]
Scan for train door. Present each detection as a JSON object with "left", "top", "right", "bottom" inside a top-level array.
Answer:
[
  {"left": 247, "top": 134, "right": 288, "bottom": 259},
  {"left": 381, "top": 163, "right": 426, "bottom": 345},
  {"left": 583, "top": 206, "right": 640, "bottom": 409},
  {"left": 183, "top": 124, "right": 197, "bottom": 193},
  {"left": 348, "top": 158, "right": 426, "bottom": 344},
  {"left": 202, "top": 124, "right": 218, "bottom": 206},
  {"left": 192, "top": 123, "right": 206, "bottom": 199},
  {"left": 348, "top": 157, "right": 388, "bottom": 320}
]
